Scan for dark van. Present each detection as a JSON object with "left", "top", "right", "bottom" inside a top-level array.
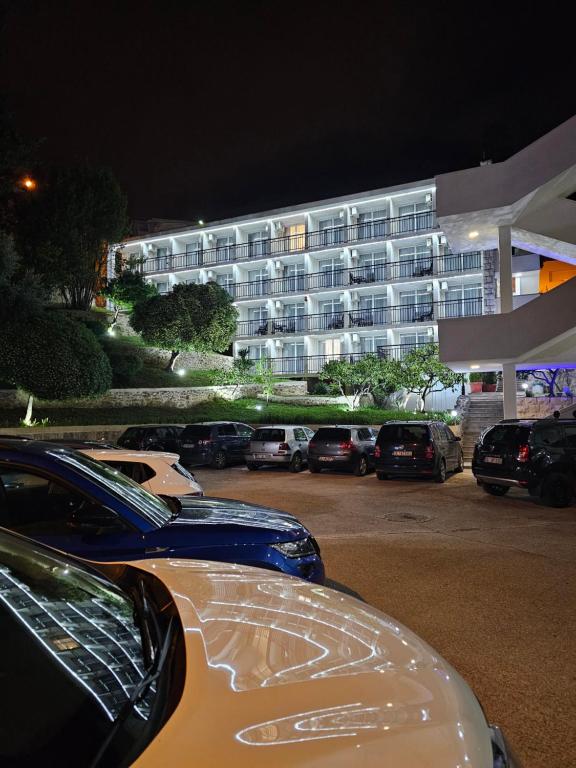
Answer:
[
  {"left": 374, "top": 421, "right": 463, "bottom": 483},
  {"left": 179, "top": 422, "right": 254, "bottom": 469}
]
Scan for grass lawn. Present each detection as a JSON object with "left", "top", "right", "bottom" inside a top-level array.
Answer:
[{"left": 0, "top": 398, "right": 456, "bottom": 428}]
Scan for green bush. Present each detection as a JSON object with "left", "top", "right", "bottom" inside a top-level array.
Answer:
[
  {"left": 107, "top": 350, "right": 144, "bottom": 385},
  {"left": 482, "top": 371, "right": 497, "bottom": 385},
  {"left": 469, "top": 372, "right": 483, "bottom": 383}
]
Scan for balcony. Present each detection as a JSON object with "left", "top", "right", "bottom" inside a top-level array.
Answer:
[
  {"left": 232, "top": 250, "right": 481, "bottom": 301},
  {"left": 142, "top": 210, "right": 438, "bottom": 274},
  {"left": 257, "top": 346, "right": 432, "bottom": 376},
  {"left": 235, "top": 297, "right": 483, "bottom": 338}
]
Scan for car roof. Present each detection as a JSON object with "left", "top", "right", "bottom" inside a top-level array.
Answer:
[
  {"left": 185, "top": 421, "right": 251, "bottom": 427},
  {"left": 122, "top": 424, "right": 185, "bottom": 429},
  {"left": 381, "top": 420, "right": 436, "bottom": 425},
  {"left": 252, "top": 424, "right": 306, "bottom": 430},
  {"left": 81, "top": 449, "right": 180, "bottom": 462},
  {"left": 0, "top": 438, "right": 81, "bottom": 456}
]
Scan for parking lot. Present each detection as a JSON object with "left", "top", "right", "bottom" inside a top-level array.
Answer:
[{"left": 193, "top": 464, "right": 576, "bottom": 768}]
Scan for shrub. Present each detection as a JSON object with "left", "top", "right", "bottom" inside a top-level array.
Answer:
[
  {"left": 107, "top": 350, "right": 144, "bottom": 385},
  {"left": 312, "top": 382, "right": 331, "bottom": 395}
]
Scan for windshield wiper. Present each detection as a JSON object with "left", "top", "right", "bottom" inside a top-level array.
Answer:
[{"left": 89, "top": 590, "right": 175, "bottom": 768}]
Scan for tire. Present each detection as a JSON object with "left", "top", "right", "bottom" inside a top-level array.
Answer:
[
  {"left": 541, "top": 472, "right": 573, "bottom": 508},
  {"left": 309, "top": 462, "right": 321, "bottom": 474},
  {"left": 289, "top": 452, "right": 303, "bottom": 473},
  {"left": 354, "top": 455, "right": 368, "bottom": 477},
  {"left": 483, "top": 483, "right": 509, "bottom": 496},
  {"left": 211, "top": 450, "right": 227, "bottom": 470},
  {"left": 455, "top": 452, "right": 464, "bottom": 473},
  {"left": 377, "top": 471, "right": 389, "bottom": 481},
  {"left": 435, "top": 459, "right": 447, "bottom": 483},
  {"left": 246, "top": 463, "right": 261, "bottom": 471}
]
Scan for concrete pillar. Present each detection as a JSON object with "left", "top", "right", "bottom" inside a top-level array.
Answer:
[
  {"left": 498, "top": 225, "right": 513, "bottom": 313},
  {"left": 502, "top": 362, "right": 517, "bottom": 419}
]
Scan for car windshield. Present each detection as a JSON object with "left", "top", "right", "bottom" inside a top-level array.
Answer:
[
  {"left": 0, "top": 530, "right": 157, "bottom": 765},
  {"left": 52, "top": 449, "right": 172, "bottom": 527},
  {"left": 314, "top": 428, "right": 351, "bottom": 441},
  {"left": 252, "top": 428, "right": 285, "bottom": 442},
  {"left": 378, "top": 424, "right": 430, "bottom": 443}
]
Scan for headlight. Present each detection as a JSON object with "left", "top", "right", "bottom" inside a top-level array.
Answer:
[{"left": 272, "top": 537, "right": 317, "bottom": 558}]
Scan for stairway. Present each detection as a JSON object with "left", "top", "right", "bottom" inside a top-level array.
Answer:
[{"left": 461, "top": 393, "right": 504, "bottom": 465}]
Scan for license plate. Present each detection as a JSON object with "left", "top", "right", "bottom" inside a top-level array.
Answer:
[
  {"left": 255, "top": 453, "right": 270, "bottom": 459},
  {"left": 485, "top": 456, "right": 503, "bottom": 464},
  {"left": 182, "top": 443, "right": 196, "bottom": 448},
  {"left": 319, "top": 456, "right": 335, "bottom": 462},
  {"left": 392, "top": 450, "right": 412, "bottom": 457}
]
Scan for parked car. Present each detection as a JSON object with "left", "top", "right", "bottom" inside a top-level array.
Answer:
[
  {"left": 245, "top": 425, "right": 316, "bottom": 472},
  {"left": 80, "top": 448, "right": 204, "bottom": 497},
  {"left": 308, "top": 426, "right": 377, "bottom": 476},
  {"left": 374, "top": 421, "right": 463, "bottom": 482},
  {"left": 473, "top": 418, "right": 576, "bottom": 507},
  {"left": 0, "top": 528, "right": 517, "bottom": 767},
  {"left": 179, "top": 421, "right": 254, "bottom": 468},
  {"left": 117, "top": 425, "right": 184, "bottom": 453},
  {"left": 0, "top": 438, "right": 324, "bottom": 583}
]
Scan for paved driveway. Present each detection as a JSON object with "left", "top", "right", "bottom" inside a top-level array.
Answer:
[{"left": 194, "top": 464, "right": 576, "bottom": 768}]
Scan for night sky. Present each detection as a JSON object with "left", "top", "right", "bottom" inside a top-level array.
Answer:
[{"left": 1, "top": 0, "right": 574, "bottom": 224}]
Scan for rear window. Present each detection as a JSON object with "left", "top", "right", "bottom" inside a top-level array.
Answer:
[
  {"left": 481, "top": 425, "right": 531, "bottom": 447},
  {"left": 378, "top": 424, "right": 430, "bottom": 443},
  {"left": 182, "top": 425, "right": 213, "bottom": 440},
  {"left": 314, "top": 428, "right": 351, "bottom": 441},
  {"left": 120, "top": 427, "right": 143, "bottom": 439},
  {"left": 252, "top": 428, "right": 285, "bottom": 442}
]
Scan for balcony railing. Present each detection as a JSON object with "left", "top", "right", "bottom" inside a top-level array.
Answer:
[
  {"left": 235, "top": 297, "right": 482, "bottom": 338},
  {"left": 142, "top": 210, "right": 438, "bottom": 274},
  {"left": 255, "top": 346, "right": 430, "bottom": 375}
]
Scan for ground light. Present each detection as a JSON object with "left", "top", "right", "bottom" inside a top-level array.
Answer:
[
  {"left": 254, "top": 404, "right": 263, "bottom": 411},
  {"left": 450, "top": 410, "right": 458, "bottom": 417},
  {"left": 176, "top": 369, "right": 186, "bottom": 377}
]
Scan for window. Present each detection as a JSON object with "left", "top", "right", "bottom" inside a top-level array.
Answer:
[
  {"left": 253, "top": 428, "right": 286, "bottom": 442},
  {"left": 185, "top": 241, "right": 201, "bottom": 266},
  {"left": 293, "top": 428, "right": 307, "bottom": 441},
  {"left": 399, "top": 289, "right": 433, "bottom": 323},
  {"left": 377, "top": 424, "right": 430, "bottom": 444},
  {"left": 319, "top": 216, "right": 345, "bottom": 246},
  {"left": 248, "top": 344, "right": 268, "bottom": 361},
  {"left": 236, "top": 424, "right": 254, "bottom": 438},
  {"left": 287, "top": 224, "right": 305, "bottom": 251},
  {"left": 444, "top": 284, "right": 482, "bottom": 317},
  {"left": 217, "top": 424, "right": 236, "bottom": 436},
  {"left": 248, "top": 231, "right": 269, "bottom": 257},
  {"left": 103, "top": 461, "right": 156, "bottom": 485},
  {"left": 360, "top": 336, "right": 388, "bottom": 354},
  {"left": 358, "top": 251, "right": 387, "bottom": 281},
  {"left": 481, "top": 425, "right": 531, "bottom": 448},
  {"left": 304, "top": 427, "right": 316, "bottom": 440},
  {"left": 398, "top": 202, "right": 429, "bottom": 233},
  {"left": 248, "top": 268, "right": 269, "bottom": 297},
  {"left": 283, "top": 343, "right": 305, "bottom": 373},
  {"left": 397, "top": 244, "right": 433, "bottom": 279},
  {"left": 283, "top": 262, "right": 305, "bottom": 292},
  {"left": 216, "top": 272, "right": 235, "bottom": 297},
  {"left": 318, "top": 258, "right": 344, "bottom": 288},
  {"left": 357, "top": 209, "right": 387, "bottom": 239}
]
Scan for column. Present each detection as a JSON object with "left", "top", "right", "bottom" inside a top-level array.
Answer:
[
  {"left": 502, "top": 362, "right": 517, "bottom": 419},
  {"left": 498, "top": 225, "right": 513, "bottom": 313}
]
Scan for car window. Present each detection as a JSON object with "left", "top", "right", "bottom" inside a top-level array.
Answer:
[
  {"left": 357, "top": 428, "right": 370, "bottom": 441},
  {"left": 253, "top": 428, "right": 285, "bottom": 442},
  {"left": 378, "top": 424, "right": 430, "bottom": 443},
  {"left": 236, "top": 423, "right": 254, "bottom": 438},
  {"left": 304, "top": 428, "right": 316, "bottom": 440},
  {"left": 481, "top": 425, "right": 531, "bottom": 448},
  {"left": 217, "top": 424, "right": 236, "bottom": 436},
  {"left": 563, "top": 425, "right": 576, "bottom": 448},
  {"left": 314, "top": 428, "right": 351, "bottom": 441},
  {"left": 153, "top": 427, "right": 168, "bottom": 439},
  {"left": 104, "top": 461, "right": 156, "bottom": 484},
  {"left": 0, "top": 468, "right": 128, "bottom": 537},
  {"left": 293, "top": 428, "right": 307, "bottom": 441},
  {"left": 533, "top": 425, "right": 565, "bottom": 448},
  {"left": 442, "top": 425, "right": 456, "bottom": 441},
  {"left": 182, "top": 425, "right": 212, "bottom": 440}
]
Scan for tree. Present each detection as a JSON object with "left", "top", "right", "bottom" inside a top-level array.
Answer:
[
  {"left": 17, "top": 163, "right": 128, "bottom": 310},
  {"left": 253, "top": 357, "right": 276, "bottom": 402},
  {"left": 517, "top": 368, "right": 563, "bottom": 398},
  {"left": 399, "top": 344, "right": 463, "bottom": 411},
  {"left": 102, "top": 265, "right": 158, "bottom": 327},
  {"left": 0, "top": 311, "right": 112, "bottom": 424},
  {"left": 211, "top": 348, "right": 255, "bottom": 395},
  {"left": 0, "top": 230, "right": 47, "bottom": 318},
  {"left": 130, "top": 282, "right": 238, "bottom": 371},
  {"left": 320, "top": 355, "right": 403, "bottom": 409}
]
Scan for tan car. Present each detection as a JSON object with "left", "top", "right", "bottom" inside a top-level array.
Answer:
[{"left": 0, "top": 528, "right": 515, "bottom": 767}]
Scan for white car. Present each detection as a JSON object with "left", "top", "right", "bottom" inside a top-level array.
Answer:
[{"left": 81, "top": 448, "right": 203, "bottom": 497}]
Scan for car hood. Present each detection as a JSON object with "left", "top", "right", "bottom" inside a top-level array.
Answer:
[
  {"left": 133, "top": 559, "right": 492, "bottom": 767},
  {"left": 160, "top": 496, "right": 307, "bottom": 544}
]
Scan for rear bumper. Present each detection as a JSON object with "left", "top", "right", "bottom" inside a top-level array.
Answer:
[
  {"left": 376, "top": 459, "right": 435, "bottom": 476},
  {"left": 245, "top": 453, "right": 291, "bottom": 465},
  {"left": 475, "top": 474, "right": 525, "bottom": 488},
  {"left": 309, "top": 453, "right": 354, "bottom": 467}
]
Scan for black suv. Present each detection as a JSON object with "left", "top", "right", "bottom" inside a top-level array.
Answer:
[
  {"left": 374, "top": 421, "right": 463, "bottom": 483},
  {"left": 307, "top": 426, "right": 377, "bottom": 476},
  {"left": 179, "top": 422, "right": 254, "bottom": 469},
  {"left": 116, "top": 425, "right": 184, "bottom": 453},
  {"left": 473, "top": 418, "right": 576, "bottom": 507}
]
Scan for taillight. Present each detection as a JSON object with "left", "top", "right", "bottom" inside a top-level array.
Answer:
[
  {"left": 374, "top": 445, "right": 381, "bottom": 458},
  {"left": 517, "top": 444, "right": 530, "bottom": 463},
  {"left": 339, "top": 440, "right": 354, "bottom": 451},
  {"left": 277, "top": 442, "right": 290, "bottom": 453},
  {"left": 424, "top": 444, "right": 435, "bottom": 460}
]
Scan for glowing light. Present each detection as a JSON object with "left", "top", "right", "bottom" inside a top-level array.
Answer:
[
  {"left": 470, "top": 364, "right": 480, "bottom": 370},
  {"left": 107, "top": 327, "right": 116, "bottom": 336},
  {"left": 450, "top": 409, "right": 458, "bottom": 418},
  {"left": 468, "top": 230, "right": 479, "bottom": 239},
  {"left": 198, "top": 219, "right": 204, "bottom": 226},
  {"left": 521, "top": 382, "right": 529, "bottom": 390},
  {"left": 21, "top": 176, "right": 37, "bottom": 190},
  {"left": 176, "top": 368, "right": 186, "bottom": 377},
  {"left": 254, "top": 404, "right": 263, "bottom": 411}
]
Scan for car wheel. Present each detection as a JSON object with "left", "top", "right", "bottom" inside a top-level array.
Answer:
[
  {"left": 289, "top": 452, "right": 303, "bottom": 473},
  {"left": 435, "top": 459, "right": 446, "bottom": 483},
  {"left": 483, "top": 483, "right": 509, "bottom": 496},
  {"left": 541, "top": 472, "right": 573, "bottom": 508},
  {"left": 377, "top": 471, "right": 389, "bottom": 481},
  {"left": 211, "top": 450, "right": 227, "bottom": 470},
  {"left": 455, "top": 452, "right": 464, "bottom": 473},
  {"left": 246, "top": 463, "right": 261, "bottom": 471},
  {"left": 354, "top": 455, "right": 368, "bottom": 477},
  {"left": 309, "top": 462, "right": 321, "bottom": 474}
]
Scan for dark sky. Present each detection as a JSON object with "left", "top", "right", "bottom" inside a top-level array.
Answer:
[{"left": 1, "top": 0, "right": 574, "bottom": 223}]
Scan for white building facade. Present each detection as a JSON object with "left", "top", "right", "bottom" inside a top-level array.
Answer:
[{"left": 116, "top": 178, "right": 540, "bottom": 389}]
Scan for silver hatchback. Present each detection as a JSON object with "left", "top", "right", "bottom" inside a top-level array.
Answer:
[{"left": 245, "top": 425, "right": 316, "bottom": 472}]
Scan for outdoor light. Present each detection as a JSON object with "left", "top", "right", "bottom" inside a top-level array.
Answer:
[
  {"left": 254, "top": 404, "right": 263, "bottom": 411},
  {"left": 450, "top": 410, "right": 458, "bottom": 417},
  {"left": 470, "top": 364, "right": 480, "bottom": 370},
  {"left": 107, "top": 327, "right": 116, "bottom": 336},
  {"left": 177, "top": 369, "right": 186, "bottom": 377},
  {"left": 521, "top": 382, "right": 529, "bottom": 390},
  {"left": 21, "top": 176, "right": 37, "bottom": 191},
  {"left": 468, "top": 231, "right": 479, "bottom": 239},
  {"left": 198, "top": 219, "right": 204, "bottom": 226}
]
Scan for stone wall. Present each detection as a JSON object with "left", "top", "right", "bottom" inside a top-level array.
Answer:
[
  {"left": 516, "top": 396, "right": 576, "bottom": 419},
  {"left": 0, "top": 381, "right": 307, "bottom": 410}
]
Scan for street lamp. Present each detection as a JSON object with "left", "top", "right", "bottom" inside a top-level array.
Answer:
[{"left": 20, "top": 176, "right": 37, "bottom": 191}]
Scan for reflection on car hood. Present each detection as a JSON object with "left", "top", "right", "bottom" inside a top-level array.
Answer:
[
  {"left": 170, "top": 496, "right": 305, "bottom": 534},
  {"left": 132, "top": 559, "right": 492, "bottom": 767}
]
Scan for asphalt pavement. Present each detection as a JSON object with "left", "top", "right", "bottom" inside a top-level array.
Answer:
[{"left": 193, "top": 463, "right": 576, "bottom": 768}]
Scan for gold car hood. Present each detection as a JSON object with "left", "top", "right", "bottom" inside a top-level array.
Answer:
[{"left": 134, "top": 558, "right": 492, "bottom": 767}]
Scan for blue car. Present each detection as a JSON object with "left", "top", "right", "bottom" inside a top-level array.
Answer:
[{"left": 0, "top": 439, "right": 324, "bottom": 583}]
